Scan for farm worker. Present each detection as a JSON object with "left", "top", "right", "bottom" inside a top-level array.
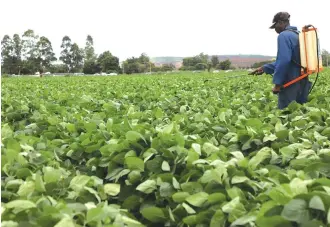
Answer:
[{"left": 249, "top": 12, "right": 312, "bottom": 109}]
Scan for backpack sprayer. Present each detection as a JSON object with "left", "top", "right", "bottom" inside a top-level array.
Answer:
[{"left": 282, "top": 24, "right": 323, "bottom": 93}]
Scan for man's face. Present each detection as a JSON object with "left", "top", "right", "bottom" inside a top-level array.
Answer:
[{"left": 274, "top": 20, "right": 287, "bottom": 34}]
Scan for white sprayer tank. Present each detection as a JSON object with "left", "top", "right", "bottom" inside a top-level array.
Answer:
[{"left": 299, "top": 27, "right": 323, "bottom": 72}]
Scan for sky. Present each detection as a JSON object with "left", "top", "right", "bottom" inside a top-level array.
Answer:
[{"left": 1, "top": 0, "right": 329, "bottom": 62}]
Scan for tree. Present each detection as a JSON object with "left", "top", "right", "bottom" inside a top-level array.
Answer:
[
  {"left": 60, "top": 36, "right": 73, "bottom": 72},
  {"left": 211, "top": 55, "right": 219, "bottom": 68},
  {"left": 218, "top": 59, "right": 231, "bottom": 70},
  {"left": 85, "top": 35, "right": 96, "bottom": 62},
  {"left": 83, "top": 61, "right": 101, "bottom": 74},
  {"left": 1, "top": 35, "right": 14, "bottom": 74},
  {"left": 21, "top": 29, "right": 39, "bottom": 74},
  {"left": 181, "top": 53, "right": 209, "bottom": 71},
  {"left": 97, "top": 51, "right": 120, "bottom": 73},
  {"left": 12, "top": 34, "right": 22, "bottom": 74},
  {"left": 321, "top": 49, "right": 329, "bottom": 67},
  {"left": 36, "top": 36, "right": 57, "bottom": 72},
  {"left": 71, "top": 43, "right": 84, "bottom": 73}
]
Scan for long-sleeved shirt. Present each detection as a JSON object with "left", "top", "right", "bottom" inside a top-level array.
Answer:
[{"left": 262, "top": 25, "right": 302, "bottom": 85}]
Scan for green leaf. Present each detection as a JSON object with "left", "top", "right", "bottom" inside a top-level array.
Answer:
[
  {"left": 202, "top": 142, "right": 219, "bottom": 156},
  {"left": 104, "top": 183, "right": 120, "bottom": 196},
  {"left": 87, "top": 207, "right": 105, "bottom": 223},
  {"left": 54, "top": 217, "right": 75, "bottom": 227},
  {"left": 161, "top": 161, "right": 170, "bottom": 171},
  {"left": 43, "top": 167, "right": 62, "bottom": 184},
  {"left": 309, "top": 195, "right": 325, "bottom": 211},
  {"left": 17, "top": 181, "right": 35, "bottom": 197},
  {"left": 172, "top": 177, "right": 180, "bottom": 189},
  {"left": 183, "top": 215, "right": 197, "bottom": 225},
  {"left": 192, "top": 143, "right": 201, "bottom": 155},
  {"left": 125, "top": 157, "right": 144, "bottom": 171},
  {"left": 136, "top": 180, "right": 157, "bottom": 194},
  {"left": 248, "top": 147, "right": 271, "bottom": 170},
  {"left": 281, "top": 199, "right": 310, "bottom": 224},
  {"left": 126, "top": 131, "right": 146, "bottom": 143},
  {"left": 263, "top": 134, "right": 277, "bottom": 143},
  {"left": 231, "top": 176, "right": 249, "bottom": 184},
  {"left": 35, "top": 173, "right": 46, "bottom": 192},
  {"left": 185, "top": 192, "right": 209, "bottom": 207},
  {"left": 140, "top": 207, "right": 166, "bottom": 223},
  {"left": 69, "top": 175, "right": 90, "bottom": 191},
  {"left": 210, "top": 210, "right": 226, "bottom": 227},
  {"left": 5, "top": 200, "right": 36, "bottom": 211},
  {"left": 182, "top": 202, "right": 196, "bottom": 214},
  {"left": 172, "top": 192, "right": 190, "bottom": 203},
  {"left": 159, "top": 182, "right": 174, "bottom": 197},
  {"left": 1, "top": 221, "right": 19, "bottom": 227},
  {"left": 230, "top": 214, "right": 256, "bottom": 226},
  {"left": 208, "top": 193, "right": 227, "bottom": 205}
]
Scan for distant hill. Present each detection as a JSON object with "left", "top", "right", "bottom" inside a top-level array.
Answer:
[{"left": 151, "top": 55, "right": 275, "bottom": 68}]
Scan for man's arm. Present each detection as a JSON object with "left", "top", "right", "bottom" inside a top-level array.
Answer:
[
  {"left": 273, "top": 34, "right": 292, "bottom": 85},
  {"left": 262, "top": 62, "right": 276, "bottom": 75}
]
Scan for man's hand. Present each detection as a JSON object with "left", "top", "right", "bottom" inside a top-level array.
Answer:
[
  {"left": 248, "top": 67, "right": 264, "bottom": 75},
  {"left": 272, "top": 85, "right": 281, "bottom": 94}
]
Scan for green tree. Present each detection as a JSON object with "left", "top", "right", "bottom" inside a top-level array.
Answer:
[
  {"left": 13, "top": 34, "right": 22, "bottom": 74},
  {"left": 21, "top": 29, "right": 39, "bottom": 74},
  {"left": 85, "top": 35, "right": 96, "bottom": 62},
  {"left": 211, "top": 55, "right": 219, "bottom": 68},
  {"left": 97, "top": 51, "right": 120, "bottom": 73},
  {"left": 1, "top": 35, "right": 14, "bottom": 74},
  {"left": 36, "top": 36, "right": 57, "bottom": 72},
  {"left": 71, "top": 43, "right": 85, "bottom": 73},
  {"left": 321, "top": 49, "right": 329, "bottom": 67},
  {"left": 218, "top": 59, "right": 231, "bottom": 70},
  {"left": 59, "top": 36, "right": 73, "bottom": 72}
]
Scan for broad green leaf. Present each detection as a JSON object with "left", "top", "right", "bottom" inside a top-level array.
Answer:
[
  {"left": 54, "top": 217, "right": 75, "bottom": 227},
  {"left": 17, "top": 181, "right": 35, "bottom": 197},
  {"left": 281, "top": 199, "right": 310, "bottom": 223},
  {"left": 104, "top": 183, "right": 120, "bottom": 196},
  {"left": 210, "top": 210, "right": 226, "bottom": 227},
  {"left": 172, "top": 192, "right": 190, "bottom": 203},
  {"left": 136, "top": 180, "right": 157, "bottom": 194},
  {"left": 125, "top": 157, "right": 144, "bottom": 171},
  {"left": 1, "top": 221, "right": 19, "bottom": 227},
  {"left": 161, "top": 161, "right": 170, "bottom": 171},
  {"left": 140, "top": 207, "right": 166, "bottom": 223},
  {"left": 182, "top": 202, "right": 196, "bottom": 214},
  {"left": 309, "top": 195, "right": 325, "bottom": 211},
  {"left": 35, "top": 173, "right": 46, "bottom": 192},
  {"left": 263, "top": 134, "right": 277, "bottom": 142},
  {"left": 230, "top": 214, "right": 256, "bottom": 226},
  {"left": 86, "top": 207, "right": 105, "bottom": 223},
  {"left": 5, "top": 200, "right": 36, "bottom": 210},
  {"left": 126, "top": 131, "right": 146, "bottom": 143},
  {"left": 185, "top": 192, "right": 209, "bottom": 207},
  {"left": 202, "top": 142, "right": 219, "bottom": 156},
  {"left": 231, "top": 176, "right": 249, "bottom": 184},
  {"left": 248, "top": 147, "right": 271, "bottom": 169},
  {"left": 70, "top": 175, "right": 90, "bottom": 191},
  {"left": 191, "top": 143, "right": 201, "bottom": 155}
]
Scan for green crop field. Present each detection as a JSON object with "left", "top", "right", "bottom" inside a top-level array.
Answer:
[{"left": 1, "top": 69, "right": 330, "bottom": 227}]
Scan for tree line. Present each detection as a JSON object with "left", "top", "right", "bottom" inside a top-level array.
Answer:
[
  {"left": 1, "top": 30, "right": 177, "bottom": 75},
  {"left": 2, "top": 30, "right": 329, "bottom": 75}
]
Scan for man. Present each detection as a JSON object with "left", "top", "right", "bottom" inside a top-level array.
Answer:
[{"left": 250, "top": 12, "right": 312, "bottom": 109}]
